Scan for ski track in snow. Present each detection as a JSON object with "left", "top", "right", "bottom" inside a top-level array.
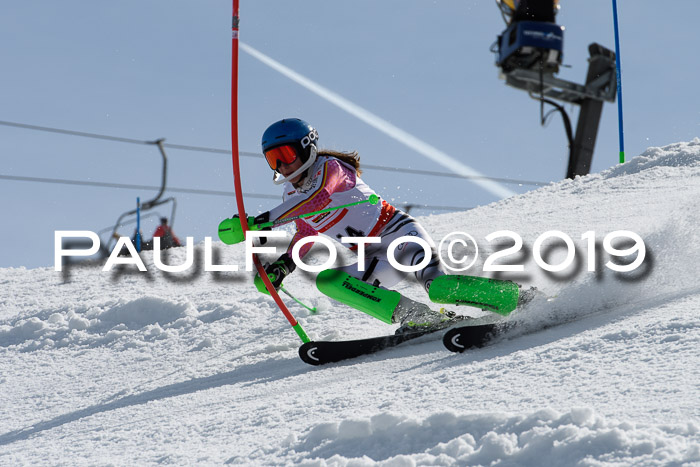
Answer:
[{"left": 1, "top": 140, "right": 700, "bottom": 465}]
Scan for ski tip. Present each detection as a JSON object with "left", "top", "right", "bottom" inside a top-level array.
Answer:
[
  {"left": 299, "top": 341, "right": 324, "bottom": 366},
  {"left": 442, "top": 324, "right": 497, "bottom": 353}
]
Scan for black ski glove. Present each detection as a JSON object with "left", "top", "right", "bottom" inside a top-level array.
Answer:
[
  {"left": 252, "top": 211, "right": 271, "bottom": 245},
  {"left": 254, "top": 253, "right": 296, "bottom": 294}
]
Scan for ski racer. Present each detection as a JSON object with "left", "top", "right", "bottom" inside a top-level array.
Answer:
[{"left": 220, "top": 118, "right": 530, "bottom": 332}]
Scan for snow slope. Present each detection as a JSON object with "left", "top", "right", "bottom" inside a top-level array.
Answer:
[{"left": 1, "top": 140, "right": 699, "bottom": 466}]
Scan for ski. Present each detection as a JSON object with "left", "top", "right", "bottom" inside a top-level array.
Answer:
[
  {"left": 442, "top": 321, "right": 513, "bottom": 352},
  {"left": 441, "top": 290, "right": 547, "bottom": 352},
  {"left": 298, "top": 327, "right": 438, "bottom": 366},
  {"left": 298, "top": 314, "right": 506, "bottom": 365}
]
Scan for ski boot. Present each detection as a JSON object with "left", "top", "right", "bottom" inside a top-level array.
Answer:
[
  {"left": 393, "top": 296, "right": 464, "bottom": 334},
  {"left": 516, "top": 286, "right": 540, "bottom": 309}
]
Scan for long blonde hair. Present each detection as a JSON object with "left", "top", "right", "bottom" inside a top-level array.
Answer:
[{"left": 318, "top": 149, "right": 362, "bottom": 176}]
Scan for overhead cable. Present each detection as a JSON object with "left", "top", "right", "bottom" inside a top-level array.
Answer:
[
  {"left": 0, "top": 119, "right": 547, "bottom": 187},
  {"left": 0, "top": 173, "right": 469, "bottom": 212}
]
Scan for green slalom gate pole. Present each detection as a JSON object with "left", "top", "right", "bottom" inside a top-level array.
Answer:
[{"left": 251, "top": 194, "right": 380, "bottom": 231}]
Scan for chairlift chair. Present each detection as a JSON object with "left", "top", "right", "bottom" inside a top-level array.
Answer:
[{"left": 99, "top": 139, "right": 178, "bottom": 256}]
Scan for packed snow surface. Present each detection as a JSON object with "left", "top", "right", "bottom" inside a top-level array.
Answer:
[{"left": 2, "top": 140, "right": 700, "bottom": 465}]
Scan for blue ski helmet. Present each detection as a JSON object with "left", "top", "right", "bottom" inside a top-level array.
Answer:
[
  {"left": 262, "top": 118, "right": 318, "bottom": 154},
  {"left": 261, "top": 118, "right": 319, "bottom": 185}
]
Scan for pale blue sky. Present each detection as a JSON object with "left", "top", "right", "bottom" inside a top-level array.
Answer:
[{"left": 1, "top": 1, "right": 698, "bottom": 268}]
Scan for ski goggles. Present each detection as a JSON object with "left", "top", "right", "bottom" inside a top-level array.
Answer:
[{"left": 264, "top": 144, "right": 300, "bottom": 170}]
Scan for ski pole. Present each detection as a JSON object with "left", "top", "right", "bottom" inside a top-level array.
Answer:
[
  {"left": 280, "top": 286, "right": 318, "bottom": 314},
  {"left": 251, "top": 194, "right": 380, "bottom": 230}
]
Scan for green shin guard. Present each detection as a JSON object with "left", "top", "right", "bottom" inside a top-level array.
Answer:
[
  {"left": 315, "top": 270, "right": 400, "bottom": 324},
  {"left": 428, "top": 275, "right": 519, "bottom": 315}
]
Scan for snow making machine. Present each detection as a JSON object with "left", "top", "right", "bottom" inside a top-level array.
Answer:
[{"left": 494, "top": 0, "right": 618, "bottom": 178}]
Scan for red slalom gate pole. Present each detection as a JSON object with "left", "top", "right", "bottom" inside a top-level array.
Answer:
[{"left": 230, "top": 1, "right": 309, "bottom": 343}]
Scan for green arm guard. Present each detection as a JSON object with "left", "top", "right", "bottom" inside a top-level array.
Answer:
[
  {"left": 218, "top": 216, "right": 255, "bottom": 245},
  {"left": 254, "top": 274, "right": 270, "bottom": 295}
]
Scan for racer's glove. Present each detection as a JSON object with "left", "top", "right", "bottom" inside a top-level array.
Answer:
[
  {"left": 218, "top": 212, "right": 270, "bottom": 245},
  {"left": 254, "top": 253, "right": 296, "bottom": 295}
]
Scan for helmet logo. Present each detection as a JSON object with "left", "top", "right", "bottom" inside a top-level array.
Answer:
[{"left": 300, "top": 129, "right": 319, "bottom": 149}]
